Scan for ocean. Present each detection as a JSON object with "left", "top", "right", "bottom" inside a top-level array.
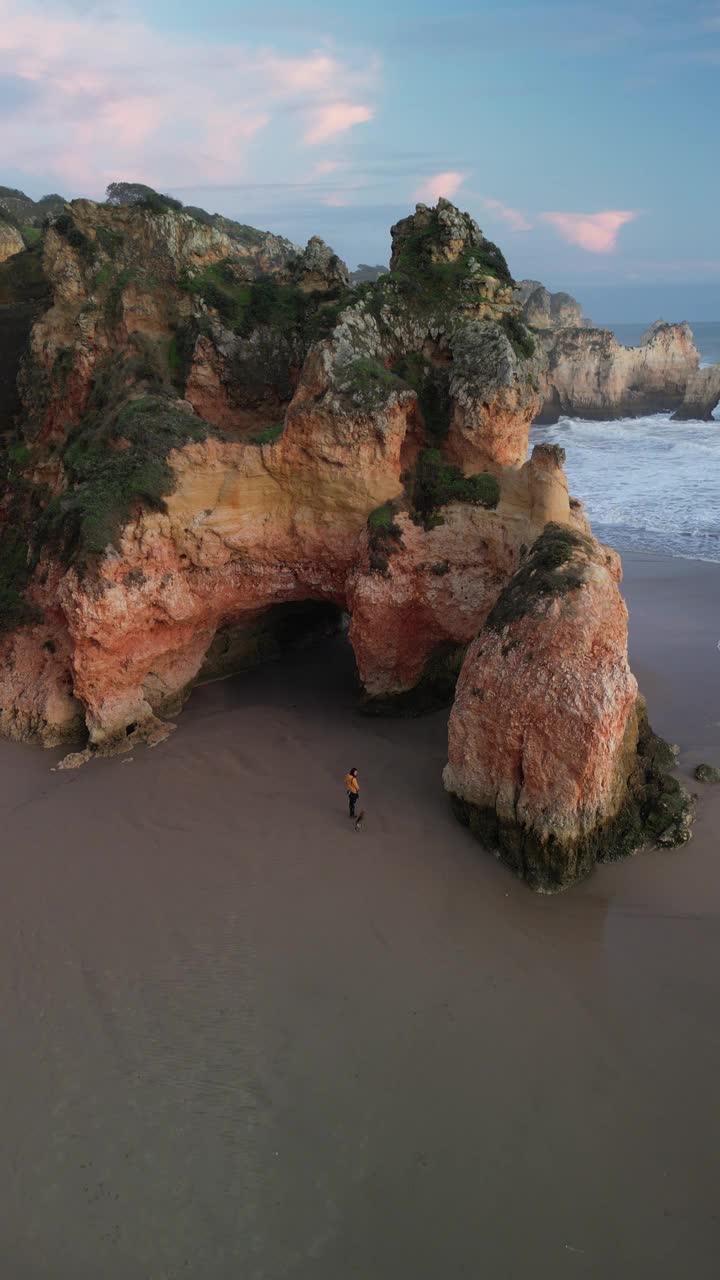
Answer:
[{"left": 529, "top": 320, "right": 720, "bottom": 564}]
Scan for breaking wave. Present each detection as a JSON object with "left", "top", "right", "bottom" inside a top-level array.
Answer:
[{"left": 530, "top": 413, "right": 720, "bottom": 563}]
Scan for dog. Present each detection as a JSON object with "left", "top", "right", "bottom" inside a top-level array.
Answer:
[{"left": 354, "top": 809, "right": 365, "bottom": 832}]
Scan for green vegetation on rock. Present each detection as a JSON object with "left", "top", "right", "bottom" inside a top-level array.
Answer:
[
  {"left": 502, "top": 312, "right": 535, "bottom": 359},
  {"left": 695, "top": 762, "right": 720, "bottom": 783},
  {"left": 248, "top": 421, "right": 284, "bottom": 445},
  {"left": 183, "top": 260, "right": 350, "bottom": 345},
  {"left": 36, "top": 395, "right": 211, "bottom": 563},
  {"left": 485, "top": 523, "right": 589, "bottom": 631},
  {"left": 105, "top": 182, "right": 182, "bottom": 215},
  {"left": 0, "top": 519, "right": 38, "bottom": 631},
  {"left": 95, "top": 225, "right": 125, "bottom": 256},
  {"left": 337, "top": 357, "right": 405, "bottom": 412},
  {"left": 411, "top": 448, "right": 499, "bottom": 527},
  {"left": 52, "top": 212, "right": 96, "bottom": 264},
  {"left": 394, "top": 354, "right": 452, "bottom": 442},
  {"left": 0, "top": 445, "right": 41, "bottom": 631},
  {"left": 451, "top": 707, "right": 693, "bottom": 892},
  {"left": 392, "top": 207, "right": 512, "bottom": 285},
  {"left": 367, "top": 501, "right": 403, "bottom": 574},
  {"left": 0, "top": 241, "right": 47, "bottom": 306}
]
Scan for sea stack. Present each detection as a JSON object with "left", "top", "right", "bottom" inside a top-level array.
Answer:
[{"left": 443, "top": 525, "right": 693, "bottom": 890}]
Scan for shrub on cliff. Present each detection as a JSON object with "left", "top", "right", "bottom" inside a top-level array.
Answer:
[
  {"left": 485, "top": 524, "right": 591, "bottom": 631},
  {"left": 0, "top": 205, "right": 22, "bottom": 231},
  {"left": 367, "top": 502, "right": 403, "bottom": 574},
  {"left": 411, "top": 449, "right": 499, "bottom": 527},
  {"left": 36, "top": 396, "right": 211, "bottom": 562},
  {"left": 105, "top": 182, "right": 182, "bottom": 213},
  {"left": 184, "top": 262, "right": 351, "bottom": 346},
  {"left": 394, "top": 355, "right": 452, "bottom": 443},
  {"left": 249, "top": 422, "right": 284, "bottom": 445},
  {"left": 337, "top": 358, "right": 405, "bottom": 412},
  {"left": 502, "top": 313, "right": 535, "bottom": 359},
  {"left": 0, "top": 447, "right": 41, "bottom": 631},
  {"left": 392, "top": 208, "right": 512, "bottom": 286},
  {"left": 52, "top": 212, "right": 96, "bottom": 263}
]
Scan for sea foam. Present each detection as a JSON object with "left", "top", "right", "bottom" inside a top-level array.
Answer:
[{"left": 530, "top": 412, "right": 720, "bottom": 563}]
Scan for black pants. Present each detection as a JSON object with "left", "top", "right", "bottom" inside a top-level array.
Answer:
[{"left": 348, "top": 791, "right": 358, "bottom": 818}]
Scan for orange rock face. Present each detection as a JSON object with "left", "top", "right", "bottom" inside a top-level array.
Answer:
[
  {"left": 0, "top": 197, "right": 693, "bottom": 888},
  {"left": 348, "top": 444, "right": 573, "bottom": 702},
  {"left": 443, "top": 526, "right": 692, "bottom": 890}
]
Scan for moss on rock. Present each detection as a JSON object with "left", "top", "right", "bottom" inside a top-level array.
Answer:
[
  {"left": 484, "top": 523, "right": 591, "bottom": 631},
  {"left": 367, "top": 501, "right": 403, "bottom": 574},
  {"left": 450, "top": 704, "right": 693, "bottom": 893},
  {"left": 411, "top": 448, "right": 499, "bottom": 527},
  {"left": 337, "top": 357, "right": 406, "bottom": 412},
  {"left": 35, "top": 395, "right": 212, "bottom": 564},
  {"left": 248, "top": 421, "right": 284, "bottom": 445}
]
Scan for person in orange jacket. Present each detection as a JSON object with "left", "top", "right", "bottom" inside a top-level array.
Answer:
[{"left": 344, "top": 767, "right": 360, "bottom": 819}]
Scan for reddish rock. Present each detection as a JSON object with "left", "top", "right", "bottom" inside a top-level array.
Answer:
[
  {"left": 0, "top": 198, "right": 690, "bottom": 895},
  {"left": 443, "top": 525, "right": 692, "bottom": 890}
]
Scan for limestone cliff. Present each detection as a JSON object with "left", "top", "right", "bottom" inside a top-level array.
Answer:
[
  {"left": 0, "top": 196, "right": 542, "bottom": 744},
  {"left": 0, "top": 220, "right": 24, "bottom": 265},
  {"left": 512, "top": 276, "right": 718, "bottom": 421},
  {"left": 0, "top": 195, "right": 689, "bottom": 889},
  {"left": 672, "top": 363, "right": 720, "bottom": 421},
  {"left": 514, "top": 279, "right": 590, "bottom": 330},
  {"left": 537, "top": 320, "right": 704, "bottom": 421}
]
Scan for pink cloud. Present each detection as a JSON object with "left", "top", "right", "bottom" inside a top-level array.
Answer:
[
  {"left": 413, "top": 171, "right": 466, "bottom": 204},
  {"left": 480, "top": 197, "right": 532, "bottom": 232},
  {"left": 303, "top": 103, "right": 373, "bottom": 145},
  {"left": 540, "top": 210, "right": 638, "bottom": 253},
  {"left": 0, "top": 0, "right": 377, "bottom": 189}
]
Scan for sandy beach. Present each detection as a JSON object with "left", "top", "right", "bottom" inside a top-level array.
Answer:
[{"left": 1, "top": 549, "right": 719, "bottom": 1279}]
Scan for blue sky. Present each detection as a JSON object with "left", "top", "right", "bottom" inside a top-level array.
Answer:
[{"left": 1, "top": 0, "right": 719, "bottom": 319}]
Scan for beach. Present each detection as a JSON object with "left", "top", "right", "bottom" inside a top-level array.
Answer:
[{"left": 1, "top": 549, "right": 719, "bottom": 1279}]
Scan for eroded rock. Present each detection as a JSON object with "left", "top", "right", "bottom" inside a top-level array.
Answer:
[
  {"left": 514, "top": 279, "right": 590, "bottom": 330},
  {"left": 443, "top": 525, "right": 692, "bottom": 890},
  {"left": 538, "top": 321, "right": 705, "bottom": 421}
]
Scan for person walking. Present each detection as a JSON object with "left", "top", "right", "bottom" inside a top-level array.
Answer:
[{"left": 344, "top": 767, "right": 360, "bottom": 820}]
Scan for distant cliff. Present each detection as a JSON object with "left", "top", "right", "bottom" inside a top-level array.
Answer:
[
  {"left": 514, "top": 279, "right": 591, "bottom": 330},
  {"left": 537, "top": 321, "right": 720, "bottom": 422},
  {"left": 0, "top": 186, "right": 65, "bottom": 228},
  {"left": 0, "top": 215, "right": 24, "bottom": 264}
]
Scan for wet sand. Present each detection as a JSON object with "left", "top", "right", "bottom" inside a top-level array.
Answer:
[{"left": 1, "top": 551, "right": 719, "bottom": 1279}]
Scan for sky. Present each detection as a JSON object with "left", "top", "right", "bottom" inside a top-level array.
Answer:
[{"left": 1, "top": 0, "right": 719, "bottom": 321}]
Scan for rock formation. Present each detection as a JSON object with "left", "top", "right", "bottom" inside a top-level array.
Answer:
[
  {"left": 443, "top": 525, "right": 692, "bottom": 890},
  {"left": 512, "top": 278, "right": 719, "bottom": 421},
  {"left": 0, "top": 219, "right": 24, "bottom": 265},
  {"left": 514, "top": 279, "right": 590, "bottom": 329},
  {"left": 672, "top": 364, "right": 720, "bottom": 421},
  {"left": 536, "top": 320, "right": 707, "bottom": 421},
  {"left": 0, "top": 193, "right": 690, "bottom": 889}
]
